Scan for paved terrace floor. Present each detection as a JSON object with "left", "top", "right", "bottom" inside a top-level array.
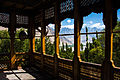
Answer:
[{"left": 0, "top": 68, "right": 52, "bottom": 80}]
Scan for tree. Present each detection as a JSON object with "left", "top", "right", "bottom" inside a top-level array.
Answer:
[
  {"left": 35, "top": 38, "right": 41, "bottom": 52},
  {"left": 80, "top": 43, "right": 83, "bottom": 51},
  {"left": 60, "top": 43, "right": 74, "bottom": 60},
  {"left": 85, "top": 27, "right": 89, "bottom": 61},
  {"left": 45, "top": 37, "right": 55, "bottom": 55}
]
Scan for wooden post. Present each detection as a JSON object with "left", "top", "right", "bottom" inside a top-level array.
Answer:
[
  {"left": 54, "top": 1, "right": 60, "bottom": 79},
  {"left": 29, "top": 16, "right": 35, "bottom": 67},
  {"left": 102, "top": 0, "right": 115, "bottom": 79},
  {"left": 29, "top": 17, "right": 35, "bottom": 53},
  {"left": 41, "top": 11, "right": 46, "bottom": 70},
  {"left": 10, "top": 9, "right": 16, "bottom": 69},
  {"left": 73, "top": 0, "right": 83, "bottom": 80}
]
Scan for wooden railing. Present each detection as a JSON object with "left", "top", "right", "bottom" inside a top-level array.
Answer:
[
  {"left": 15, "top": 52, "right": 120, "bottom": 80},
  {"left": 113, "top": 67, "right": 120, "bottom": 80},
  {"left": 32, "top": 52, "right": 42, "bottom": 69},
  {"left": 43, "top": 54, "right": 54, "bottom": 76},
  {"left": 0, "top": 53, "right": 10, "bottom": 70},
  {"left": 58, "top": 58, "right": 73, "bottom": 80},
  {"left": 80, "top": 61, "right": 102, "bottom": 80},
  {"left": 1, "top": 52, "right": 120, "bottom": 80}
]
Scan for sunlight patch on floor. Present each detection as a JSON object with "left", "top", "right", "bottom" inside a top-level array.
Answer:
[{"left": 0, "top": 69, "right": 36, "bottom": 80}]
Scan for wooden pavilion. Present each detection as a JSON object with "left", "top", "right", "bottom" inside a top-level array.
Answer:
[{"left": 0, "top": 0, "right": 120, "bottom": 80}]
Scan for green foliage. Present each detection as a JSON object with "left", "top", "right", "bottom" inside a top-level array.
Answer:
[
  {"left": 60, "top": 43, "right": 74, "bottom": 60},
  {"left": 14, "top": 39, "right": 29, "bottom": 52},
  {"left": 82, "top": 32, "right": 105, "bottom": 64},
  {"left": 45, "top": 37, "right": 55, "bottom": 55},
  {"left": 80, "top": 43, "right": 83, "bottom": 50},
  {"left": 88, "top": 46, "right": 104, "bottom": 64},
  {"left": 35, "top": 38, "right": 41, "bottom": 52},
  {"left": 113, "top": 21, "right": 120, "bottom": 67},
  {"left": 0, "top": 28, "right": 29, "bottom": 53},
  {"left": 14, "top": 29, "right": 29, "bottom": 52},
  {"left": 0, "top": 39, "right": 10, "bottom": 53}
]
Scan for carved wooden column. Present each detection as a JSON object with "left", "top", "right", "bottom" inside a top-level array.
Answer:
[
  {"left": 41, "top": 11, "right": 46, "bottom": 70},
  {"left": 54, "top": 0, "right": 60, "bottom": 79},
  {"left": 102, "top": 0, "right": 115, "bottom": 79},
  {"left": 29, "top": 16, "right": 35, "bottom": 67},
  {"left": 10, "top": 9, "right": 16, "bottom": 69},
  {"left": 73, "top": 0, "right": 83, "bottom": 80}
]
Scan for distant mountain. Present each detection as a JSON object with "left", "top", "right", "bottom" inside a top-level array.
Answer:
[
  {"left": 47, "top": 27, "right": 74, "bottom": 46},
  {"left": 81, "top": 27, "right": 104, "bottom": 33},
  {"left": 41, "top": 26, "right": 104, "bottom": 47},
  {"left": 60, "top": 27, "right": 74, "bottom": 34}
]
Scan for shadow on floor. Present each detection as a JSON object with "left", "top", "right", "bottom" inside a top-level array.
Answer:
[
  {"left": 0, "top": 71, "right": 9, "bottom": 80},
  {"left": 0, "top": 68, "right": 53, "bottom": 80}
]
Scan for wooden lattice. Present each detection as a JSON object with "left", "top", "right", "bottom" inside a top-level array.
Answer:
[
  {"left": 0, "top": 13, "right": 9, "bottom": 24},
  {"left": 34, "top": 12, "right": 42, "bottom": 23},
  {"left": 45, "top": 7, "right": 54, "bottom": 19},
  {"left": 60, "top": 0, "right": 73, "bottom": 13},
  {"left": 80, "top": 0, "right": 101, "bottom": 6},
  {"left": 16, "top": 15, "right": 28, "bottom": 25}
]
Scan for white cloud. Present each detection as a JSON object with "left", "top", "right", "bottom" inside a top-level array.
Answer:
[
  {"left": 89, "top": 21, "right": 93, "bottom": 24},
  {"left": 48, "top": 23, "right": 74, "bottom": 29},
  {"left": 67, "top": 20, "right": 71, "bottom": 23},
  {"left": 90, "top": 23, "right": 105, "bottom": 29},
  {"left": 82, "top": 24, "right": 87, "bottom": 28},
  {"left": 61, "top": 22, "right": 63, "bottom": 25},
  {"left": 61, "top": 24, "right": 74, "bottom": 29},
  {"left": 47, "top": 22, "right": 105, "bottom": 30},
  {"left": 48, "top": 24, "right": 55, "bottom": 29},
  {"left": 61, "top": 23, "right": 88, "bottom": 29}
]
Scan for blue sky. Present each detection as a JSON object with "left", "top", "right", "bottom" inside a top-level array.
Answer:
[{"left": 49, "top": 9, "right": 120, "bottom": 29}]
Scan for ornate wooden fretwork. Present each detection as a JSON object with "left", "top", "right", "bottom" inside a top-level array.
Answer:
[
  {"left": 0, "top": 13, "right": 9, "bottom": 24},
  {"left": 60, "top": 0, "right": 73, "bottom": 13},
  {"left": 35, "top": 14, "right": 42, "bottom": 24},
  {"left": 45, "top": 7, "right": 54, "bottom": 19},
  {"left": 16, "top": 15, "right": 28, "bottom": 25},
  {"left": 80, "top": 0, "right": 100, "bottom": 6},
  {"left": 34, "top": 10, "right": 43, "bottom": 24}
]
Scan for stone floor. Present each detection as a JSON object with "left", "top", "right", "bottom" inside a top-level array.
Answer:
[{"left": 0, "top": 68, "right": 51, "bottom": 80}]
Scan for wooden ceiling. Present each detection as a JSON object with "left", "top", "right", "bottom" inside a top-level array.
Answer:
[
  {"left": 0, "top": 0, "right": 120, "bottom": 28},
  {"left": 0, "top": 0, "right": 55, "bottom": 10},
  {"left": 0, "top": 0, "right": 120, "bottom": 12}
]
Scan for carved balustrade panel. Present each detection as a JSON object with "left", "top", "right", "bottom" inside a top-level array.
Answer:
[
  {"left": 80, "top": 61, "right": 101, "bottom": 80},
  {"left": 58, "top": 58, "right": 73, "bottom": 80},
  {"left": 43, "top": 54, "right": 54, "bottom": 76},
  {"left": 60, "top": 0, "right": 73, "bottom": 13},
  {"left": 16, "top": 15, "right": 29, "bottom": 25}
]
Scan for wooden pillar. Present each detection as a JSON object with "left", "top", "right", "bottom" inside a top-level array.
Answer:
[
  {"left": 73, "top": 0, "right": 83, "bottom": 80},
  {"left": 41, "top": 11, "right": 46, "bottom": 70},
  {"left": 10, "top": 9, "right": 16, "bottom": 69},
  {"left": 29, "top": 16, "right": 35, "bottom": 66},
  {"left": 102, "top": 0, "right": 115, "bottom": 79},
  {"left": 54, "top": 1, "right": 60, "bottom": 79}
]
